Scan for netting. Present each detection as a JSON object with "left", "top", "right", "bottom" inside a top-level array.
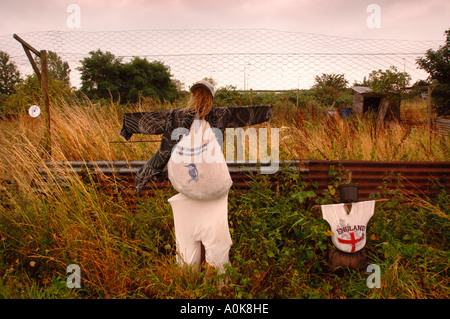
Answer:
[{"left": 0, "top": 29, "right": 442, "bottom": 90}]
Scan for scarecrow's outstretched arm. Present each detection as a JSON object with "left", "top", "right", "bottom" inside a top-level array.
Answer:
[
  {"left": 120, "top": 106, "right": 271, "bottom": 193},
  {"left": 207, "top": 105, "right": 272, "bottom": 129},
  {"left": 120, "top": 110, "right": 169, "bottom": 140},
  {"left": 227, "top": 105, "right": 272, "bottom": 128},
  {"left": 121, "top": 108, "right": 196, "bottom": 193}
]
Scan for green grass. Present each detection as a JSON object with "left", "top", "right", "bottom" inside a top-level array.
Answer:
[
  {"left": 0, "top": 94, "right": 448, "bottom": 299},
  {"left": 0, "top": 163, "right": 448, "bottom": 299}
]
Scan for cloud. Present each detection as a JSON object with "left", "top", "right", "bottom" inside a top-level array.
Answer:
[{"left": 0, "top": 0, "right": 448, "bottom": 39}]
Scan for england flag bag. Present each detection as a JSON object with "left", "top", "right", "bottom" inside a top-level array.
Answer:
[{"left": 167, "top": 119, "right": 232, "bottom": 200}]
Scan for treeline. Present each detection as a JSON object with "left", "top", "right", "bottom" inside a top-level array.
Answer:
[
  {"left": 0, "top": 49, "right": 181, "bottom": 113},
  {"left": 0, "top": 29, "right": 449, "bottom": 117},
  {"left": 77, "top": 50, "right": 178, "bottom": 104}
]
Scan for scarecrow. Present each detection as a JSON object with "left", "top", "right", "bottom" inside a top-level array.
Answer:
[
  {"left": 120, "top": 81, "right": 272, "bottom": 274},
  {"left": 321, "top": 200, "right": 376, "bottom": 271}
]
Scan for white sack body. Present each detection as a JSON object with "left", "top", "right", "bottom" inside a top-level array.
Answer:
[{"left": 168, "top": 119, "right": 232, "bottom": 200}]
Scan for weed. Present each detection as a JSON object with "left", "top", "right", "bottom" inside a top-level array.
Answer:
[{"left": 0, "top": 94, "right": 448, "bottom": 299}]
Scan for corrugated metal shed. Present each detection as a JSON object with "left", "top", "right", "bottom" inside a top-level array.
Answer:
[
  {"left": 351, "top": 86, "right": 373, "bottom": 95},
  {"left": 351, "top": 86, "right": 400, "bottom": 121}
]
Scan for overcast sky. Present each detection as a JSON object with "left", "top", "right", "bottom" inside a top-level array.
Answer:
[
  {"left": 1, "top": 0, "right": 449, "bottom": 40},
  {"left": 1, "top": 0, "right": 448, "bottom": 89}
]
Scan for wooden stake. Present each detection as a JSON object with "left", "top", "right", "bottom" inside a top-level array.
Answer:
[
  {"left": 23, "top": 45, "right": 41, "bottom": 81},
  {"left": 13, "top": 34, "right": 51, "bottom": 158},
  {"left": 427, "top": 85, "right": 433, "bottom": 130},
  {"left": 40, "top": 50, "right": 51, "bottom": 157}
]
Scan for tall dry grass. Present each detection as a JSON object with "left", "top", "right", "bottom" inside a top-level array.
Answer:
[
  {"left": 0, "top": 97, "right": 167, "bottom": 298},
  {"left": 1, "top": 97, "right": 448, "bottom": 166},
  {"left": 277, "top": 107, "right": 449, "bottom": 161},
  {"left": 0, "top": 95, "right": 448, "bottom": 299}
]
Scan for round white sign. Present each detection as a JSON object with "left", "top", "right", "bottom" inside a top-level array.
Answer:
[{"left": 28, "top": 105, "right": 41, "bottom": 118}]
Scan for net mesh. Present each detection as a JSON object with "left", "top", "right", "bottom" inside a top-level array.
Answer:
[{"left": 1, "top": 29, "right": 441, "bottom": 90}]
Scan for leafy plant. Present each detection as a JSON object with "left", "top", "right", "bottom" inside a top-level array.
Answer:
[
  {"left": 0, "top": 92, "right": 448, "bottom": 299},
  {"left": 0, "top": 51, "right": 21, "bottom": 96},
  {"left": 78, "top": 50, "right": 178, "bottom": 104},
  {"left": 417, "top": 28, "right": 450, "bottom": 117}
]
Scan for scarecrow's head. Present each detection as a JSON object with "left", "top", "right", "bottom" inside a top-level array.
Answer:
[{"left": 187, "top": 80, "right": 215, "bottom": 118}]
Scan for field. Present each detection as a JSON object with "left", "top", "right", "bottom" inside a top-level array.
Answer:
[{"left": 0, "top": 93, "right": 448, "bottom": 299}]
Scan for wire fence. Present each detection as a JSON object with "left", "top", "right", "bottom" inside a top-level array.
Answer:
[{"left": 0, "top": 29, "right": 442, "bottom": 90}]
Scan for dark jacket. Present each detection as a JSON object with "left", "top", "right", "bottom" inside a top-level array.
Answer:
[{"left": 120, "top": 105, "right": 272, "bottom": 193}]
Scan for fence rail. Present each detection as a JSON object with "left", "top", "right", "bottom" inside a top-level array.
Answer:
[
  {"left": 436, "top": 118, "right": 450, "bottom": 135},
  {"left": 38, "top": 159, "right": 450, "bottom": 200}
]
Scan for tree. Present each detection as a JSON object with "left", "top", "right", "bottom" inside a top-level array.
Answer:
[
  {"left": 312, "top": 73, "right": 348, "bottom": 91},
  {"left": 0, "top": 51, "right": 21, "bottom": 96},
  {"left": 119, "top": 57, "right": 178, "bottom": 103},
  {"left": 363, "top": 66, "right": 411, "bottom": 94},
  {"left": 172, "top": 78, "right": 185, "bottom": 91},
  {"left": 417, "top": 29, "right": 450, "bottom": 84},
  {"left": 78, "top": 50, "right": 122, "bottom": 101},
  {"left": 202, "top": 77, "right": 217, "bottom": 87},
  {"left": 354, "top": 67, "right": 411, "bottom": 120},
  {"left": 2, "top": 74, "right": 73, "bottom": 114},
  {"left": 311, "top": 73, "right": 351, "bottom": 107},
  {"left": 78, "top": 50, "right": 178, "bottom": 104},
  {"left": 1, "top": 52, "right": 72, "bottom": 114},
  {"left": 416, "top": 29, "right": 450, "bottom": 117},
  {"left": 37, "top": 51, "right": 71, "bottom": 85}
]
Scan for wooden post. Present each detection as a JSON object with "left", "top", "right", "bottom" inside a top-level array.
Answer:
[
  {"left": 427, "top": 85, "right": 435, "bottom": 130},
  {"left": 328, "top": 248, "right": 368, "bottom": 272},
  {"left": 13, "top": 34, "right": 51, "bottom": 157},
  {"left": 23, "top": 45, "right": 41, "bottom": 81},
  {"left": 40, "top": 50, "right": 51, "bottom": 156},
  {"left": 377, "top": 97, "right": 389, "bottom": 125},
  {"left": 427, "top": 85, "right": 437, "bottom": 154}
]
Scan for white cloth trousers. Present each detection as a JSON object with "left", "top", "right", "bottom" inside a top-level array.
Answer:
[{"left": 168, "top": 192, "right": 232, "bottom": 272}]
